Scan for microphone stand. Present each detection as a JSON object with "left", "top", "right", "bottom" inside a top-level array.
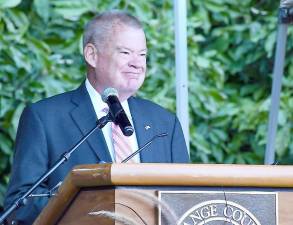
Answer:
[{"left": 0, "top": 115, "right": 112, "bottom": 224}]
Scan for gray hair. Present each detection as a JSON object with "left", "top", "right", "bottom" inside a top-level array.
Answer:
[{"left": 83, "top": 10, "right": 143, "bottom": 51}]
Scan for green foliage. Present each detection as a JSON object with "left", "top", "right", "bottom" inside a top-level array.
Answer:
[
  {"left": 187, "top": 0, "right": 293, "bottom": 164},
  {"left": 0, "top": 0, "right": 293, "bottom": 208}
]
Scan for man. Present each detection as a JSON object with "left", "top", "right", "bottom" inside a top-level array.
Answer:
[{"left": 4, "top": 10, "right": 189, "bottom": 224}]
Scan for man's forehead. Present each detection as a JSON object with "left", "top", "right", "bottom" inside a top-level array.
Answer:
[
  {"left": 109, "top": 23, "right": 138, "bottom": 34},
  {"left": 112, "top": 28, "right": 146, "bottom": 48}
]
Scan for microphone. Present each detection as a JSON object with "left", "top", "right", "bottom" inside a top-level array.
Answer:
[
  {"left": 122, "top": 133, "right": 168, "bottom": 163},
  {"left": 102, "top": 88, "right": 134, "bottom": 136}
]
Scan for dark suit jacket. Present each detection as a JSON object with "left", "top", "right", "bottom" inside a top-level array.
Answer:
[{"left": 4, "top": 83, "right": 189, "bottom": 224}]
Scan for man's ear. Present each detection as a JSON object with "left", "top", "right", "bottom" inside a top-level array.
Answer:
[{"left": 84, "top": 43, "right": 98, "bottom": 68}]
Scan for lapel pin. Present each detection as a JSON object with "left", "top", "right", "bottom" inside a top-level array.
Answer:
[{"left": 145, "top": 125, "right": 151, "bottom": 130}]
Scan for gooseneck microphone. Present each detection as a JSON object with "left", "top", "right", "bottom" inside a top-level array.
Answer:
[
  {"left": 102, "top": 88, "right": 134, "bottom": 136},
  {"left": 122, "top": 133, "right": 168, "bottom": 163}
]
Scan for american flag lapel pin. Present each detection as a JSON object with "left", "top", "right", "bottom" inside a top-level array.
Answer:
[{"left": 145, "top": 125, "right": 151, "bottom": 130}]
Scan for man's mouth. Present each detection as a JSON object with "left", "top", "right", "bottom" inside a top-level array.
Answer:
[
  {"left": 123, "top": 72, "right": 140, "bottom": 74},
  {"left": 123, "top": 72, "right": 141, "bottom": 78}
]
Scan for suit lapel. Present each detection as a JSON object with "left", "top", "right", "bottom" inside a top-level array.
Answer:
[
  {"left": 70, "top": 83, "right": 112, "bottom": 163},
  {"left": 128, "top": 97, "right": 165, "bottom": 163}
]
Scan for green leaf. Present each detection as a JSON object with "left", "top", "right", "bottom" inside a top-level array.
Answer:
[
  {"left": 0, "top": 133, "right": 12, "bottom": 154},
  {"left": 264, "top": 31, "right": 276, "bottom": 57},
  {"left": 34, "top": 0, "right": 50, "bottom": 23},
  {"left": 51, "top": 0, "right": 98, "bottom": 19},
  {"left": 0, "top": 0, "right": 21, "bottom": 8}
]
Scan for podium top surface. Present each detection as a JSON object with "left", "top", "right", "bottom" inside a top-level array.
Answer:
[{"left": 71, "top": 163, "right": 293, "bottom": 188}]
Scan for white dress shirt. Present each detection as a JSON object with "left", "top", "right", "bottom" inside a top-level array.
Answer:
[{"left": 85, "top": 79, "right": 140, "bottom": 163}]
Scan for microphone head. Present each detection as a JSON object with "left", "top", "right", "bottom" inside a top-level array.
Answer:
[{"left": 102, "top": 87, "right": 118, "bottom": 102}]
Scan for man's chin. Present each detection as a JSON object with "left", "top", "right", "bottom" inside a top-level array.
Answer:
[{"left": 118, "top": 88, "right": 139, "bottom": 101}]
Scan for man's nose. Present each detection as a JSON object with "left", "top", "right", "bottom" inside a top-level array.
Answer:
[{"left": 128, "top": 55, "right": 145, "bottom": 68}]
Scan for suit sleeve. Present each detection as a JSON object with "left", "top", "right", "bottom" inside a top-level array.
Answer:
[
  {"left": 4, "top": 105, "right": 50, "bottom": 224},
  {"left": 170, "top": 116, "right": 190, "bottom": 163}
]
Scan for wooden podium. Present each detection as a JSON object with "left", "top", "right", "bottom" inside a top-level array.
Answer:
[{"left": 33, "top": 164, "right": 293, "bottom": 225}]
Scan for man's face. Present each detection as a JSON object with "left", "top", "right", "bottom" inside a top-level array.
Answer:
[{"left": 94, "top": 25, "right": 147, "bottom": 101}]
